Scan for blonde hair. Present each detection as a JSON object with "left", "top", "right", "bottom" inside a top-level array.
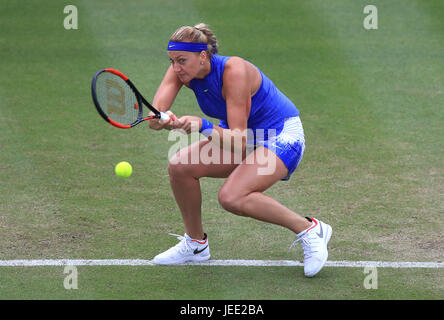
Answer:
[{"left": 169, "top": 23, "right": 218, "bottom": 58}]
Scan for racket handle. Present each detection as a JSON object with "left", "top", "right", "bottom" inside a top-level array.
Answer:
[{"left": 159, "top": 112, "right": 170, "bottom": 121}]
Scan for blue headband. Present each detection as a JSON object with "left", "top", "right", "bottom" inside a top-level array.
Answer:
[{"left": 167, "top": 41, "right": 208, "bottom": 52}]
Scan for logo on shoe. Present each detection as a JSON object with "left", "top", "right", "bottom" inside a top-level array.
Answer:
[{"left": 193, "top": 245, "right": 208, "bottom": 255}]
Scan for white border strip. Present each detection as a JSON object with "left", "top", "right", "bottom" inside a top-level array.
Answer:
[{"left": 0, "top": 259, "right": 442, "bottom": 268}]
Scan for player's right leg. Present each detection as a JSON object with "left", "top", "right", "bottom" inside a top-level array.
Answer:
[
  {"left": 152, "top": 139, "right": 240, "bottom": 265},
  {"left": 168, "top": 138, "right": 240, "bottom": 239}
]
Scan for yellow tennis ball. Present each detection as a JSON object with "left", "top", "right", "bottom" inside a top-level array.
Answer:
[{"left": 115, "top": 161, "right": 132, "bottom": 178}]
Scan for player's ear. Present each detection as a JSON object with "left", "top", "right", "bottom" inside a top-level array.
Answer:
[{"left": 199, "top": 51, "right": 207, "bottom": 63}]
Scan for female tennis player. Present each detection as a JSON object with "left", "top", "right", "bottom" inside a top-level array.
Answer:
[{"left": 149, "top": 23, "right": 332, "bottom": 277}]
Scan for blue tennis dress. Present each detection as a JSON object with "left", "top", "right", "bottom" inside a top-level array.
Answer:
[{"left": 189, "top": 54, "right": 305, "bottom": 180}]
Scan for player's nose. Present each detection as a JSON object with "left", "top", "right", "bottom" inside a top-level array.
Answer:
[{"left": 172, "top": 62, "right": 182, "bottom": 73}]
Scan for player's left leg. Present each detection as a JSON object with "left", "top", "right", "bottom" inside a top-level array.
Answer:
[
  {"left": 218, "top": 146, "right": 311, "bottom": 233},
  {"left": 218, "top": 146, "right": 332, "bottom": 277}
]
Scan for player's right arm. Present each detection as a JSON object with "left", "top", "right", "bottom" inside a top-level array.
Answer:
[{"left": 149, "top": 65, "right": 183, "bottom": 130}]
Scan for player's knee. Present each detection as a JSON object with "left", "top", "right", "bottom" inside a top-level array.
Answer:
[
  {"left": 218, "top": 187, "right": 245, "bottom": 216},
  {"left": 168, "top": 158, "right": 202, "bottom": 179},
  {"left": 168, "top": 159, "right": 186, "bottom": 178}
]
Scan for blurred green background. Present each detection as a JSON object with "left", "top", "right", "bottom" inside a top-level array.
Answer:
[{"left": 0, "top": 0, "right": 442, "bottom": 299}]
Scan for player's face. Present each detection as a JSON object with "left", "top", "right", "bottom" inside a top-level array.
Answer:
[{"left": 168, "top": 51, "right": 205, "bottom": 83}]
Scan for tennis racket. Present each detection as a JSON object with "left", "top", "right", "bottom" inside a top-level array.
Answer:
[{"left": 91, "top": 68, "right": 170, "bottom": 129}]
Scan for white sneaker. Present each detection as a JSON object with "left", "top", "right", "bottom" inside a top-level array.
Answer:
[
  {"left": 152, "top": 233, "right": 210, "bottom": 265},
  {"left": 291, "top": 217, "right": 332, "bottom": 277}
]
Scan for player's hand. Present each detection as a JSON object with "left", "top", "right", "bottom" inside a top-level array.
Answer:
[
  {"left": 147, "top": 111, "right": 178, "bottom": 130},
  {"left": 171, "top": 116, "right": 202, "bottom": 134}
]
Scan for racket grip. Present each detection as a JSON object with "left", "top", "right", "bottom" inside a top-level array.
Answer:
[{"left": 159, "top": 112, "right": 170, "bottom": 121}]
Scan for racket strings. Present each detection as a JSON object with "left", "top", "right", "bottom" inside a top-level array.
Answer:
[{"left": 95, "top": 72, "right": 140, "bottom": 125}]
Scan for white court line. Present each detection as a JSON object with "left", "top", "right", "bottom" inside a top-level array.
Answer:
[{"left": 0, "top": 259, "right": 442, "bottom": 268}]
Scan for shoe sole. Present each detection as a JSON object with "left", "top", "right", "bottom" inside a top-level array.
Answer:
[{"left": 305, "top": 224, "right": 332, "bottom": 277}]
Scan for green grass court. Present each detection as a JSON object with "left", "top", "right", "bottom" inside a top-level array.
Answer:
[{"left": 0, "top": 0, "right": 443, "bottom": 300}]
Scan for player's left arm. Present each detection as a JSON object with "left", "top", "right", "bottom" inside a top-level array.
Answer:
[
  {"left": 223, "top": 57, "right": 250, "bottom": 132},
  {"left": 210, "top": 57, "right": 251, "bottom": 154}
]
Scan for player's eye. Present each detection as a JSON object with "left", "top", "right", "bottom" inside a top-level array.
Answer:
[{"left": 169, "top": 58, "right": 186, "bottom": 65}]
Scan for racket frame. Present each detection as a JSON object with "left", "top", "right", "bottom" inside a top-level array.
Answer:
[{"left": 91, "top": 68, "right": 165, "bottom": 129}]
